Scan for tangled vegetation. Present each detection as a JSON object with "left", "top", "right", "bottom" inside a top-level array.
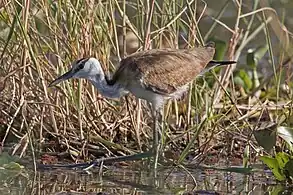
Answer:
[{"left": 0, "top": 0, "right": 293, "bottom": 182}]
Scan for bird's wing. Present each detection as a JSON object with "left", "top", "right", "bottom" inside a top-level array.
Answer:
[{"left": 111, "top": 45, "right": 215, "bottom": 95}]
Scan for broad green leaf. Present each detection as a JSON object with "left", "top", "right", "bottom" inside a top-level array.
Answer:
[
  {"left": 0, "top": 152, "right": 20, "bottom": 165},
  {"left": 284, "top": 159, "right": 293, "bottom": 178},
  {"left": 277, "top": 126, "right": 293, "bottom": 152},
  {"left": 275, "top": 152, "right": 290, "bottom": 170},
  {"left": 270, "top": 185, "right": 285, "bottom": 195},
  {"left": 239, "top": 70, "right": 253, "bottom": 90},
  {"left": 253, "top": 129, "right": 276, "bottom": 152},
  {"left": 260, "top": 156, "right": 286, "bottom": 181},
  {"left": 0, "top": 153, "right": 23, "bottom": 170},
  {"left": 2, "top": 162, "right": 24, "bottom": 170}
]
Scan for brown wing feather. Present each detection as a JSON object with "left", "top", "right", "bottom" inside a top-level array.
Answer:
[{"left": 110, "top": 44, "right": 215, "bottom": 94}]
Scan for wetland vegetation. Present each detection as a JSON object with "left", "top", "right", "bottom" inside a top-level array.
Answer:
[{"left": 1, "top": 0, "right": 293, "bottom": 194}]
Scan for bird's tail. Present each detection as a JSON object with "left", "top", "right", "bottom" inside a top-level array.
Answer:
[
  {"left": 200, "top": 60, "right": 236, "bottom": 75},
  {"left": 206, "top": 60, "right": 236, "bottom": 69},
  {"left": 209, "top": 60, "right": 236, "bottom": 66}
]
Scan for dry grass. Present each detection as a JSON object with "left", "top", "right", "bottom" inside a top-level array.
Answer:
[{"left": 0, "top": 0, "right": 293, "bottom": 166}]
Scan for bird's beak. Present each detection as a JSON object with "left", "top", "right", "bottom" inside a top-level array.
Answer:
[{"left": 48, "top": 69, "right": 74, "bottom": 87}]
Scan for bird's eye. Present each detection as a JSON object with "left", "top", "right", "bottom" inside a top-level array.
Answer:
[
  {"left": 77, "top": 63, "right": 85, "bottom": 71},
  {"left": 74, "top": 58, "right": 87, "bottom": 72}
]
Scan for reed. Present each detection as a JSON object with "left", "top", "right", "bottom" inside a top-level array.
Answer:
[{"left": 0, "top": 0, "right": 292, "bottom": 168}]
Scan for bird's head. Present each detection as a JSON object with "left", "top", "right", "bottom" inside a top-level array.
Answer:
[{"left": 48, "top": 57, "right": 103, "bottom": 87}]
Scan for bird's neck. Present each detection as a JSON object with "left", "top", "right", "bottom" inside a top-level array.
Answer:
[{"left": 88, "top": 73, "right": 126, "bottom": 99}]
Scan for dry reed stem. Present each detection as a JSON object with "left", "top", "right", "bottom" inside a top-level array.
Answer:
[{"left": 0, "top": 0, "right": 291, "bottom": 164}]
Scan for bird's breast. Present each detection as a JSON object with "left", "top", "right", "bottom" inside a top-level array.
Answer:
[{"left": 126, "top": 81, "right": 165, "bottom": 108}]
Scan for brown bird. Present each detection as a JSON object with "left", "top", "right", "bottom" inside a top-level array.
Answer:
[{"left": 49, "top": 42, "right": 236, "bottom": 165}]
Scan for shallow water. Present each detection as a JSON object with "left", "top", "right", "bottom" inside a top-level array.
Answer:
[{"left": 0, "top": 162, "right": 290, "bottom": 195}]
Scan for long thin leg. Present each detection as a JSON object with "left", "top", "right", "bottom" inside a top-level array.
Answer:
[
  {"left": 152, "top": 108, "right": 158, "bottom": 168},
  {"left": 152, "top": 109, "right": 157, "bottom": 149},
  {"left": 152, "top": 107, "right": 163, "bottom": 170}
]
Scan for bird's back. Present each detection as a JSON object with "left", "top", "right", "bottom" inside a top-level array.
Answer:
[{"left": 109, "top": 43, "right": 215, "bottom": 96}]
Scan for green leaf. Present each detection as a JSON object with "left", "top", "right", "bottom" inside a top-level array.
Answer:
[
  {"left": 246, "top": 45, "right": 268, "bottom": 69},
  {"left": 247, "top": 49, "right": 256, "bottom": 68},
  {"left": 275, "top": 152, "right": 290, "bottom": 170},
  {"left": 2, "top": 162, "right": 24, "bottom": 170},
  {"left": 284, "top": 159, "right": 293, "bottom": 178},
  {"left": 0, "top": 153, "right": 23, "bottom": 170},
  {"left": 253, "top": 129, "right": 276, "bottom": 152},
  {"left": 0, "top": 152, "right": 20, "bottom": 165},
  {"left": 270, "top": 185, "right": 285, "bottom": 195},
  {"left": 238, "top": 69, "right": 253, "bottom": 90},
  {"left": 277, "top": 126, "right": 293, "bottom": 152},
  {"left": 260, "top": 156, "right": 286, "bottom": 181}
]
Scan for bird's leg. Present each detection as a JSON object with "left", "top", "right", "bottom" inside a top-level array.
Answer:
[
  {"left": 152, "top": 108, "right": 159, "bottom": 170},
  {"left": 152, "top": 109, "right": 157, "bottom": 150},
  {"left": 152, "top": 106, "right": 163, "bottom": 169}
]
